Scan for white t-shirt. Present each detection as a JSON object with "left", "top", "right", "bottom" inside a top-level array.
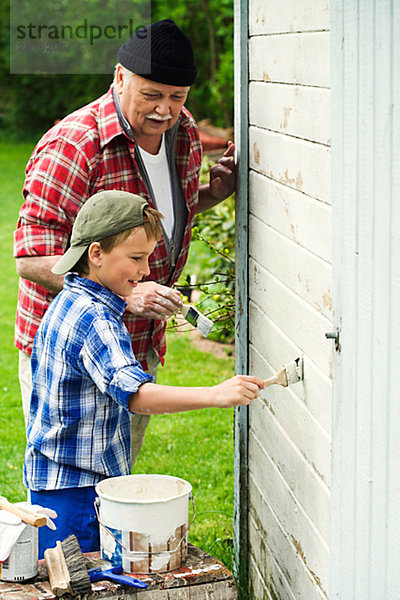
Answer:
[{"left": 139, "top": 136, "right": 174, "bottom": 239}]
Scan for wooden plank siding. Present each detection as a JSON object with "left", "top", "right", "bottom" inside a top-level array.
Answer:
[
  {"left": 249, "top": 83, "right": 330, "bottom": 146},
  {"left": 330, "top": 1, "right": 400, "bottom": 598},
  {"left": 249, "top": 0, "right": 330, "bottom": 35},
  {"left": 247, "top": 1, "right": 331, "bottom": 598}
]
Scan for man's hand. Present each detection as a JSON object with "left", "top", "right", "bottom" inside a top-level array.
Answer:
[
  {"left": 123, "top": 281, "right": 183, "bottom": 319},
  {"left": 209, "top": 141, "right": 236, "bottom": 200}
]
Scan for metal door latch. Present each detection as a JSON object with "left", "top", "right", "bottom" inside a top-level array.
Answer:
[{"left": 325, "top": 329, "right": 341, "bottom": 352}]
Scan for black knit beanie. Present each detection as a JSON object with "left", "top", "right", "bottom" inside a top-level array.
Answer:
[{"left": 117, "top": 19, "right": 197, "bottom": 86}]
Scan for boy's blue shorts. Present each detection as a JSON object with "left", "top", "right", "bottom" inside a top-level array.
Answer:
[{"left": 30, "top": 486, "right": 100, "bottom": 559}]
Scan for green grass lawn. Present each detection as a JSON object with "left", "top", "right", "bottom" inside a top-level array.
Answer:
[{"left": 0, "top": 142, "right": 236, "bottom": 569}]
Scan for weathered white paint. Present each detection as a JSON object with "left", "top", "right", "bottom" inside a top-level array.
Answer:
[
  {"left": 250, "top": 32, "right": 330, "bottom": 87},
  {"left": 250, "top": 264, "right": 332, "bottom": 374},
  {"left": 241, "top": 1, "right": 400, "bottom": 598},
  {"left": 246, "top": 1, "right": 332, "bottom": 598},
  {"left": 330, "top": 1, "right": 400, "bottom": 598},
  {"left": 249, "top": 556, "right": 276, "bottom": 600},
  {"left": 249, "top": 347, "right": 331, "bottom": 488},
  {"left": 248, "top": 487, "right": 328, "bottom": 600},
  {"left": 249, "top": 0, "right": 330, "bottom": 35},
  {"left": 250, "top": 341, "right": 332, "bottom": 436},
  {"left": 249, "top": 172, "right": 332, "bottom": 263},
  {"left": 250, "top": 82, "right": 331, "bottom": 145},
  {"left": 249, "top": 214, "right": 332, "bottom": 320},
  {"left": 250, "top": 127, "right": 331, "bottom": 202},
  {"left": 249, "top": 437, "right": 329, "bottom": 596},
  {"left": 250, "top": 401, "right": 330, "bottom": 541}
]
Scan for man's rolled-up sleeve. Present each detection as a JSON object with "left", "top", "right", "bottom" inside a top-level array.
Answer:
[{"left": 14, "top": 139, "right": 92, "bottom": 259}]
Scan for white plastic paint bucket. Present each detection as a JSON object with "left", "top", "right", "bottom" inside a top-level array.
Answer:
[{"left": 95, "top": 474, "right": 193, "bottom": 574}]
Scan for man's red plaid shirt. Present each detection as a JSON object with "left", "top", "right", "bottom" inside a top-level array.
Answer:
[{"left": 13, "top": 87, "right": 202, "bottom": 370}]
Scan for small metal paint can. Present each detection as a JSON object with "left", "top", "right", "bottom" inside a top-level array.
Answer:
[{"left": 0, "top": 510, "right": 38, "bottom": 582}]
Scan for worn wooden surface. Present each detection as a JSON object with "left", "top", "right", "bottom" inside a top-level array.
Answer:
[
  {"left": 250, "top": 82, "right": 331, "bottom": 145},
  {"left": 249, "top": 173, "right": 332, "bottom": 264},
  {"left": 249, "top": 215, "right": 332, "bottom": 320},
  {"left": 0, "top": 545, "right": 237, "bottom": 600},
  {"left": 330, "top": 1, "right": 400, "bottom": 598},
  {"left": 249, "top": 126, "right": 331, "bottom": 203},
  {"left": 247, "top": 0, "right": 331, "bottom": 598},
  {"left": 250, "top": 32, "right": 330, "bottom": 88},
  {"left": 249, "top": 0, "right": 330, "bottom": 35}
]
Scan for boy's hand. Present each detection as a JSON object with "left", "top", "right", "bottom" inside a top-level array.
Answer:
[
  {"left": 210, "top": 375, "right": 265, "bottom": 408},
  {"left": 124, "top": 282, "right": 182, "bottom": 319}
]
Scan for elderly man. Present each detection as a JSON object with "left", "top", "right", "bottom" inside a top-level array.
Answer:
[{"left": 14, "top": 18, "right": 235, "bottom": 465}]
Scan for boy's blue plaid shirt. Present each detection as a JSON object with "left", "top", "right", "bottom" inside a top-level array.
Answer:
[{"left": 24, "top": 273, "right": 154, "bottom": 491}]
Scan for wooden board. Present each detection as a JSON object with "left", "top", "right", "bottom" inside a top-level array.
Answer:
[
  {"left": 250, "top": 348, "right": 331, "bottom": 488},
  {"left": 247, "top": 6, "right": 332, "bottom": 600},
  {"left": 248, "top": 556, "right": 276, "bottom": 600},
  {"left": 248, "top": 434, "right": 330, "bottom": 581},
  {"left": 249, "top": 537, "right": 298, "bottom": 600},
  {"left": 249, "top": 260, "right": 333, "bottom": 375},
  {"left": 250, "top": 341, "right": 332, "bottom": 442},
  {"left": 0, "top": 545, "right": 237, "bottom": 600},
  {"left": 250, "top": 127, "right": 331, "bottom": 203},
  {"left": 330, "top": 1, "right": 400, "bottom": 597},
  {"left": 249, "top": 32, "right": 330, "bottom": 87},
  {"left": 249, "top": 214, "right": 332, "bottom": 321},
  {"left": 249, "top": 82, "right": 330, "bottom": 145},
  {"left": 249, "top": 172, "right": 332, "bottom": 263},
  {"left": 248, "top": 481, "right": 328, "bottom": 599},
  {"left": 249, "top": 403, "right": 330, "bottom": 544},
  {"left": 249, "top": 0, "right": 330, "bottom": 35},
  {"left": 233, "top": 0, "right": 250, "bottom": 592}
]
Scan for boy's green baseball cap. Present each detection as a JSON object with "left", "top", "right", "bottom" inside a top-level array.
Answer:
[{"left": 52, "top": 190, "right": 150, "bottom": 275}]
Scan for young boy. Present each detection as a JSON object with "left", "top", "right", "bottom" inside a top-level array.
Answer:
[{"left": 24, "top": 190, "right": 264, "bottom": 558}]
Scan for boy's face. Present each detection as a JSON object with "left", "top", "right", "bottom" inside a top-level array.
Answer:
[{"left": 88, "top": 227, "right": 156, "bottom": 297}]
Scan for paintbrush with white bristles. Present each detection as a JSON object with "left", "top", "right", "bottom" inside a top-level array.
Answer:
[{"left": 264, "top": 357, "right": 304, "bottom": 388}]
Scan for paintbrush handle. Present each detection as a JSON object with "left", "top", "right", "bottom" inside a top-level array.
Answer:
[
  {"left": 89, "top": 569, "right": 147, "bottom": 589},
  {"left": 103, "top": 573, "right": 147, "bottom": 589},
  {"left": 44, "top": 542, "right": 72, "bottom": 596},
  {"left": 263, "top": 366, "right": 288, "bottom": 388},
  {"left": 263, "top": 375, "right": 279, "bottom": 387},
  {"left": 0, "top": 498, "right": 47, "bottom": 527}
]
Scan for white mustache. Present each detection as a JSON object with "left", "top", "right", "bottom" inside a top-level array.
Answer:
[{"left": 145, "top": 113, "right": 172, "bottom": 121}]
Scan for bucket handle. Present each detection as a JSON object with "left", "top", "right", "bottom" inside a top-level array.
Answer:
[{"left": 94, "top": 493, "right": 196, "bottom": 556}]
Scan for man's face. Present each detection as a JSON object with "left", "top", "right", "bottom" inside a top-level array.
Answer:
[{"left": 115, "top": 68, "right": 190, "bottom": 146}]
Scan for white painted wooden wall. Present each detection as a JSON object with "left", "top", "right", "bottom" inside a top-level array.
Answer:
[
  {"left": 247, "top": 1, "right": 331, "bottom": 598},
  {"left": 330, "top": 2, "right": 400, "bottom": 598}
]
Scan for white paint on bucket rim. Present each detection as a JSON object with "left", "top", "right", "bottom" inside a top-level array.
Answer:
[
  {"left": 95, "top": 474, "right": 193, "bottom": 573},
  {"left": 96, "top": 474, "right": 192, "bottom": 504}
]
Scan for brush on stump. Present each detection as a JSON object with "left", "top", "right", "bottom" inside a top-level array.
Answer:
[{"left": 44, "top": 534, "right": 92, "bottom": 597}]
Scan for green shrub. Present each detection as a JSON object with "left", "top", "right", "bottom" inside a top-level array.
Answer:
[
  {"left": 176, "top": 156, "right": 235, "bottom": 344},
  {"left": 0, "top": 0, "right": 234, "bottom": 137}
]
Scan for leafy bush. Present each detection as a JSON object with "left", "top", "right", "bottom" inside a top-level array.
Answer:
[
  {"left": 176, "top": 156, "right": 236, "bottom": 344},
  {"left": 0, "top": 0, "right": 233, "bottom": 137}
]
